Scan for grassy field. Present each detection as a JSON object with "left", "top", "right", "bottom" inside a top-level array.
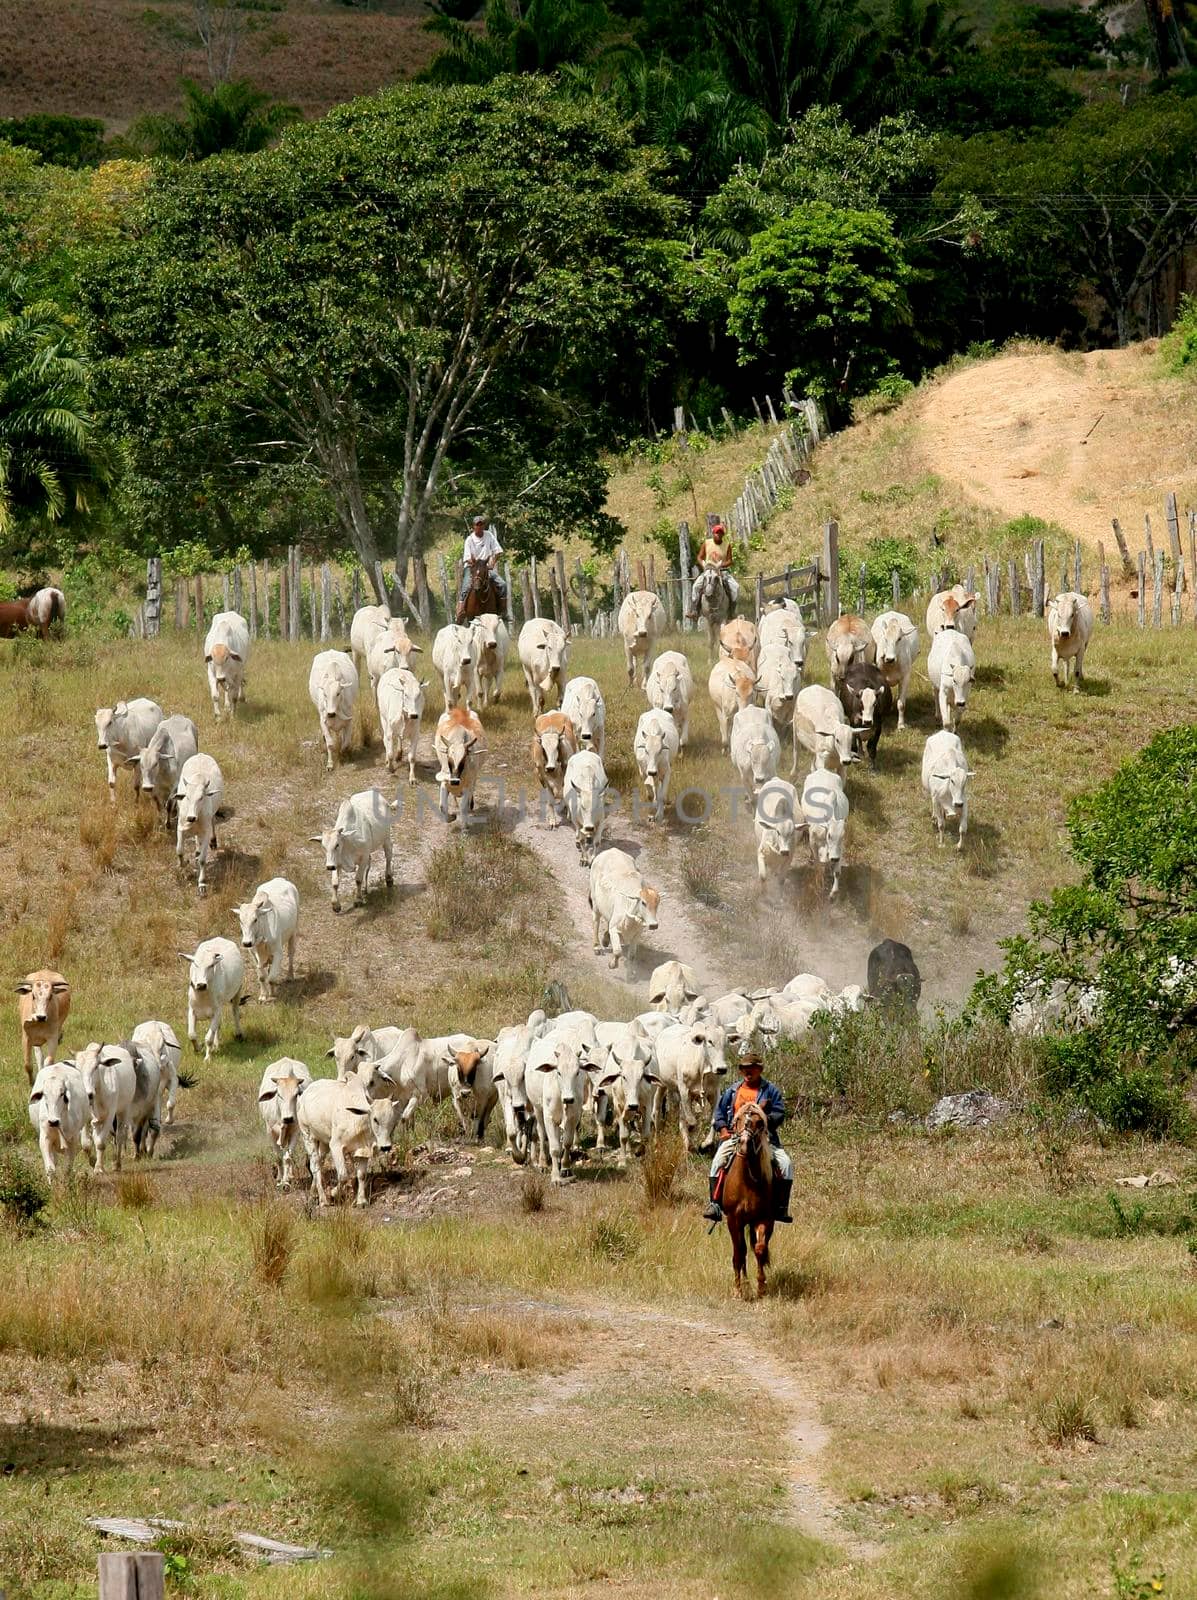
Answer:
[{"left": 1, "top": 615, "right": 1196, "bottom": 1599}]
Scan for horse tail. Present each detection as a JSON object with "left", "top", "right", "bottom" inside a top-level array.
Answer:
[{"left": 49, "top": 590, "right": 64, "bottom": 625}]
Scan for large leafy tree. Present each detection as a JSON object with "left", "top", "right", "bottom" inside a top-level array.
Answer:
[
  {"left": 937, "top": 94, "right": 1197, "bottom": 344},
  {"left": 0, "top": 270, "right": 105, "bottom": 559},
  {"left": 971, "top": 727, "right": 1197, "bottom": 1132},
  {"left": 83, "top": 78, "right": 675, "bottom": 584},
  {"left": 726, "top": 202, "right": 911, "bottom": 402}
]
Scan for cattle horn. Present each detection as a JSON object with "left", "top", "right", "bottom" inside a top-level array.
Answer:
[{"left": 309, "top": 835, "right": 324, "bottom": 844}]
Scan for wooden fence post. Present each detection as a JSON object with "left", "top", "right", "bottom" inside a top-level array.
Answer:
[
  {"left": 1008, "top": 559, "right": 1021, "bottom": 618},
  {"left": 1189, "top": 510, "right": 1197, "bottom": 626},
  {"left": 857, "top": 563, "right": 866, "bottom": 616},
  {"left": 821, "top": 520, "right": 839, "bottom": 623},
  {"left": 262, "top": 562, "right": 271, "bottom": 638},
  {"left": 1030, "top": 539, "right": 1045, "bottom": 616},
  {"left": 351, "top": 567, "right": 362, "bottom": 613},
  {"left": 1073, "top": 539, "right": 1082, "bottom": 594},
  {"left": 308, "top": 563, "right": 317, "bottom": 639},
  {"left": 335, "top": 571, "right": 345, "bottom": 636},
  {"left": 99, "top": 1552, "right": 165, "bottom": 1600},
  {"left": 438, "top": 555, "right": 453, "bottom": 623},
  {"left": 530, "top": 557, "right": 541, "bottom": 618},
  {"left": 144, "top": 558, "right": 162, "bottom": 638},
  {"left": 1144, "top": 513, "right": 1155, "bottom": 565},
  {"left": 222, "top": 571, "right": 230, "bottom": 611},
  {"left": 1166, "top": 491, "right": 1182, "bottom": 567},
  {"left": 278, "top": 560, "right": 288, "bottom": 642},
  {"left": 232, "top": 565, "right": 243, "bottom": 616},
  {"left": 755, "top": 573, "right": 765, "bottom": 620},
  {"left": 575, "top": 558, "right": 591, "bottom": 633},
  {"left": 518, "top": 566, "right": 532, "bottom": 623},
  {"left": 1111, "top": 517, "right": 1133, "bottom": 577},
  {"left": 678, "top": 522, "right": 693, "bottom": 629},
  {"left": 290, "top": 548, "right": 301, "bottom": 643},
  {"left": 194, "top": 575, "right": 203, "bottom": 632},
  {"left": 174, "top": 576, "right": 187, "bottom": 631},
  {"left": 1100, "top": 563, "right": 1111, "bottom": 623},
  {"left": 891, "top": 569, "right": 901, "bottom": 608},
  {"left": 1137, "top": 551, "right": 1146, "bottom": 627},
  {"left": 320, "top": 563, "right": 331, "bottom": 640},
  {"left": 555, "top": 550, "right": 570, "bottom": 631},
  {"left": 248, "top": 565, "right": 258, "bottom": 639},
  {"left": 1172, "top": 557, "right": 1185, "bottom": 626},
  {"left": 1153, "top": 550, "right": 1164, "bottom": 627}
]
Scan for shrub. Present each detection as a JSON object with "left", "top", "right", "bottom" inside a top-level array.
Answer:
[
  {"left": 0, "top": 1151, "right": 48, "bottom": 1228},
  {"left": 1038, "top": 1390, "right": 1098, "bottom": 1447},
  {"left": 640, "top": 1130, "right": 684, "bottom": 1208},
  {"left": 851, "top": 372, "right": 916, "bottom": 421},
  {"left": 248, "top": 1202, "right": 296, "bottom": 1288},
  {"left": 587, "top": 1216, "right": 639, "bottom": 1262},
  {"left": 116, "top": 1172, "right": 154, "bottom": 1210},
  {"left": 1161, "top": 294, "right": 1197, "bottom": 377},
  {"left": 519, "top": 1169, "right": 546, "bottom": 1214}
]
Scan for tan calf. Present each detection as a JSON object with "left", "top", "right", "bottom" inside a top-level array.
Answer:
[{"left": 16, "top": 970, "right": 71, "bottom": 1085}]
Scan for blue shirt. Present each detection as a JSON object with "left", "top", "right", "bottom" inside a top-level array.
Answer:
[{"left": 714, "top": 1078, "right": 786, "bottom": 1146}]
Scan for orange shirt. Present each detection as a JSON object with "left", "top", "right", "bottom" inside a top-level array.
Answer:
[{"left": 733, "top": 1081, "right": 763, "bottom": 1119}]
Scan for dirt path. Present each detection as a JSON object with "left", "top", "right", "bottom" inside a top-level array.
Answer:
[
  {"left": 474, "top": 1291, "right": 872, "bottom": 1558},
  {"left": 914, "top": 343, "right": 1196, "bottom": 557},
  {"left": 507, "top": 803, "right": 739, "bottom": 1006}
]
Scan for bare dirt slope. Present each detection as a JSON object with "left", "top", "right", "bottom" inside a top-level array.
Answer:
[{"left": 914, "top": 343, "right": 1197, "bottom": 554}]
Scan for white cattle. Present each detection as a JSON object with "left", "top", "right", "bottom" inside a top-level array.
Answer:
[
  {"left": 95, "top": 698, "right": 164, "bottom": 803},
  {"left": 377, "top": 666, "right": 426, "bottom": 786},
  {"left": 793, "top": 685, "right": 861, "bottom": 776},
  {"left": 1048, "top": 592, "right": 1093, "bottom": 691},
  {"left": 593, "top": 1020, "right": 659, "bottom": 1164},
  {"left": 203, "top": 611, "right": 250, "bottom": 719},
  {"left": 758, "top": 605, "right": 807, "bottom": 676},
  {"left": 561, "top": 675, "right": 607, "bottom": 760},
  {"left": 138, "top": 714, "right": 198, "bottom": 828},
  {"left": 257, "top": 1057, "right": 312, "bottom": 1190},
  {"left": 652, "top": 1019, "right": 728, "bottom": 1152},
  {"left": 180, "top": 937, "right": 245, "bottom": 1060},
  {"left": 754, "top": 776, "right": 800, "bottom": 889},
  {"left": 531, "top": 712, "right": 576, "bottom": 828},
  {"left": 926, "top": 585, "right": 978, "bottom": 641},
  {"left": 707, "top": 992, "right": 780, "bottom": 1039},
  {"left": 76, "top": 1041, "right": 148, "bottom": 1172},
  {"left": 730, "top": 703, "right": 780, "bottom": 800},
  {"left": 1009, "top": 978, "right": 1100, "bottom": 1038},
  {"left": 360, "top": 1029, "right": 486, "bottom": 1124},
  {"left": 524, "top": 1033, "right": 588, "bottom": 1184},
  {"left": 927, "top": 629, "right": 976, "bottom": 730},
  {"left": 175, "top": 752, "right": 224, "bottom": 896},
  {"left": 470, "top": 613, "right": 509, "bottom": 707},
  {"left": 645, "top": 650, "right": 693, "bottom": 750},
  {"left": 870, "top": 610, "right": 920, "bottom": 730},
  {"left": 801, "top": 767, "right": 849, "bottom": 898},
  {"left": 297, "top": 1077, "right": 399, "bottom": 1208},
  {"left": 922, "top": 729, "right": 972, "bottom": 850},
  {"left": 433, "top": 706, "right": 486, "bottom": 826},
  {"left": 130, "top": 1020, "right": 183, "bottom": 1127},
  {"left": 563, "top": 749, "right": 609, "bottom": 865},
  {"left": 328, "top": 1023, "right": 406, "bottom": 1081},
  {"left": 432, "top": 623, "right": 479, "bottom": 711},
  {"left": 648, "top": 960, "right": 701, "bottom": 1015},
  {"left": 312, "top": 788, "right": 397, "bottom": 911},
  {"left": 491, "top": 1010, "right": 548, "bottom": 1164},
  {"left": 350, "top": 603, "right": 391, "bottom": 672},
  {"left": 634, "top": 708, "right": 679, "bottom": 817},
  {"left": 617, "top": 590, "right": 666, "bottom": 687},
  {"left": 366, "top": 619, "right": 420, "bottom": 695},
  {"left": 27, "top": 1060, "right": 87, "bottom": 1182},
  {"left": 781, "top": 973, "right": 832, "bottom": 1002},
  {"left": 708, "top": 659, "right": 756, "bottom": 752},
  {"left": 517, "top": 618, "right": 569, "bottom": 713},
  {"left": 755, "top": 646, "right": 801, "bottom": 741},
  {"left": 236, "top": 877, "right": 299, "bottom": 1002},
  {"left": 308, "top": 650, "right": 359, "bottom": 771},
  {"left": 588, "top": 847, "right": 660, "bottom": 978}
]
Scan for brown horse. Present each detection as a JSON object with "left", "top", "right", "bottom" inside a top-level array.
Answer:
[
  {"left": 460, "top": 558, "right": 500, "bottom": 623},
  {"left": 721, "top": 1101, "right": 775, "bottom": 1298},
  {"left": 0, "top": 589, "right": 64, "bottom": 640}
]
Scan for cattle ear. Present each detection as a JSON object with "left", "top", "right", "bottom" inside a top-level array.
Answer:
[
  {"left": 51, "top": 982, "right": 70, "bottom": 993},
  {"left": 966, "top": 768, "right": 976, "bottom": 777},
  {"left": 100, "top": 1050, "right": 124, "bottom": 1066},
  {"left": 692, "top": 1032, "right": 706, "bottom": 1045},
  {"left": 491, "top": 1068, "right": 505, "bottom": 1083},
  {"left": 409, "top": 644, "right": 423, "bottom": 655},
  {"left": 177, "top": 951, "right": 196, "bottom": 963},
  {"left": 598, "top": 1072, "right": 620, "bottom": 1088},
  {"left": 643, "top": 1070, "right": 661, "bottom": 1084},
  {"left": 258, "top": 1086, "right": 278, "bottom": 1102},
  {"left": 228, "top": 651, "right": 241, "bottom": 662},
  {"left": 309, "top": 835, "right": 324, "bottom": 844},
  {"left": 29, "top": 1089, "right": 44, "bottom": 1103},
  {"left": 534, "top": 1060, "right": 556, "bottom": 1072},
  {"left": 14, "top": 982, "right": 32, "bottom": 994}
]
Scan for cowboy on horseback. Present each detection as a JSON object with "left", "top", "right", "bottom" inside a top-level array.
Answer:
[
  {"left": 455, "top": 516, "right": 508, "bottom": 623},
  {"left": 702, "top": 1028, "right": 793, "bottom": 1224},
  {"left": 686, "top": 521, "right": 739, "bottom": 621}
]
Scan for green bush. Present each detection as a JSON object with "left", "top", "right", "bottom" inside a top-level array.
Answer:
[
  {"left": 1161, "top": 295, "right": 1197, "bottom": 378},
  {"left": 842, "top": 535, "right": 923, "bottom": 609},
  {"left": 0, "top": 1151, "right": 49, "bottom": 1228},
  {"left": 852, "top": 372, "right": 916, "bottom": 421}
]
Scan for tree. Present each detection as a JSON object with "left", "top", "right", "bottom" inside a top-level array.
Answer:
[
  {"left": 702, "top": 0, "right": 878, "bottom": 126},
  {"left": 726, "top": 202, "right": 912, "bottom": 401},
  {"left": 0, "top": 270, "right": 105, "bottom": 558},
  {"left": 0, "top": 115, "right": 107, "bottom": 169},
  {"left": 83, "top": 78, "right": 676, "bottom": 586},
  {"left": 129, "top": 79, "right": 300, "bottom": 160},
  {"left": 937, "top": 95, "right": 1197, "bottom": 344},
  {"left": 422, "top": 0, "right": 616, "bottom": 83},
  {"left": 970, "top": 726, "right": 1197, "bottom": 1133}
]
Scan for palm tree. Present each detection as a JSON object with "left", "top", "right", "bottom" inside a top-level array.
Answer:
[
  {"left": 421, "top": 0, "right": 615, "bottom": 83},
  {"left": 615, "top": 57, "right": 772, "bottom": 188},
  {"left": 875, "top": 0, "right": 974, "bottom": 107},
  {"left": 703, "top": 0, "right": 878, "bottom": 126},
  {"left": 130, "top": 78, "right": 299, "bottom": 160},
  {"left": 0, "top": 272, "right": 100, "bottom": 542}
]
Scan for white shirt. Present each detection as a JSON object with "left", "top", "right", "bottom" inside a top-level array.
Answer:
[{"left": 464, "top": 527, "right": 501, "bottom": 563}]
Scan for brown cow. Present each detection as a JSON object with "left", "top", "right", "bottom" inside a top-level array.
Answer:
[
  {"left": 16, "top": 970, "right": 71, "bottom": 1085},
  {"left": 531, "top": 711, "right": 577, "bottom": 828},
  {"left": 718, "top": 618, "right": 759, "bottom": 672},
  {"left": 0, "top": 590, "right": 65, "bottom": 640},
  {"left": 825, "top": 613, "right": 875, "bottom": 688}
]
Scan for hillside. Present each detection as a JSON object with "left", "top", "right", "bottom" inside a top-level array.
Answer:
[
  {"left": 0, "top": 0, "right": 435, "bottom": 128},
  {"left": 602, "top": 340, "right": 1197, "bottom": 594}
]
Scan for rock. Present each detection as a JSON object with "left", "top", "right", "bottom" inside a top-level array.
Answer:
[
  {"left": 925, "top": 1089, "right": 1011, "bottom": 1132},
  {"left": 1038, "top": 1317, "right": 1065, "bottom": 1330}
]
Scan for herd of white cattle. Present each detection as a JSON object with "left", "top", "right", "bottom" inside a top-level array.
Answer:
[{"left": 21, "top": 574, "right": 1095, "bottom": 1206}]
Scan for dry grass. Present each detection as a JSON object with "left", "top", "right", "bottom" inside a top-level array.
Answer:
[{"left": 0, "top": 0, "right": 436, "bottom": 127}]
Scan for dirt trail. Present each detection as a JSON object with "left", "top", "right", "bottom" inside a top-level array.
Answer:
[
  {"left": 915, "top": 343, "right": 1197, "bottom": 556},
  {"left": 476, "top": 1292, "right": 872, "bottom": 1558},
  {"left": 508, "top": 804, "right": 738, "bottom": 1005}
]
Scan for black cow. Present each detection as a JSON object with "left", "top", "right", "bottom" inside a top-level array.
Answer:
[
  {"left": 867, "top": 940, "right": 922, "bottom": 1006},
  {"left": 840, "top": 662, "right": 893, "bottom": 769}
]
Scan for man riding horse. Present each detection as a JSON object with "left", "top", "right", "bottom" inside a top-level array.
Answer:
[
  {"left": 686, "top": 521, "right": 739, "bottom": 622},
  {"left": 455, "top": 516, "right": 508, "bottom": 623},
  {"left": 702, "top": 1027, "right": 793, "bottom": 1224}
]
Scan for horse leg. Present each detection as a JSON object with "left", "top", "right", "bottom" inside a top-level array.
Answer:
[
  {"left": 728, "top": 1214, "right": 747, "bottom": 1298},
  {"left": 754, "top": 1222, "right": 771, "bottom": 1298}
]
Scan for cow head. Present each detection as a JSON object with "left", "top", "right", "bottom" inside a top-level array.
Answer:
[
  {"left": 16, "top": 972, "right": 67, "bottom": 1023},
  {"left": 567, "top": 758, "right": 607, "bottom": 837},
  {"left": 206, "top": 641, "right": 240, "bottom": 686},
  {"left": 237, "top": 894, "right": 272, "bottom": 952},
  {"left": 311, "top": 825, "right": 347, "bottom": 877},
  {"left": 259, "top": 1069, "right": 307, "bottom": 1128},
  {"left": 176, "top": 774, "right": 210, "bottom": 829},
  {"left": 636, "top": 713, "right": 672, "bottom": 781},
  {"left": 1053, "top": 592, "right": 1080, "bottom": 637},
  {"left": 438, "top": 724, "right": 478, "bottom": 790},
  {"left": 367, "top": 1094, "right": 401, "bottom": 1157},
  {"left": 179, "top": 946, "right": 221, "bottom": 993},
  {"left": 94, "top": 707, "right": 115, "bottom": 749},
  {"left": 535, "top": 722, "right": 567, "bottom": 776},
  {"left": 29, "top": 1064, "right": 75, "bottom": 1130}
]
